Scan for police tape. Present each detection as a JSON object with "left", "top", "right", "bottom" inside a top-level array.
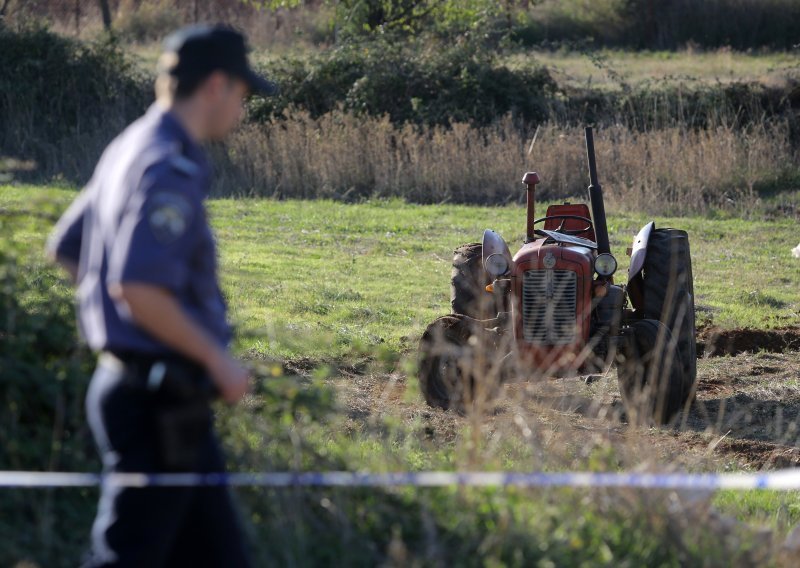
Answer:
[{"left": 2, "top": 469, "right": 800, "bottom": 490}]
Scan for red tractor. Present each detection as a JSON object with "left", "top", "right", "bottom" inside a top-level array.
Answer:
[{"left": 418, "top": 127, "right": 696, "bottom": 423}]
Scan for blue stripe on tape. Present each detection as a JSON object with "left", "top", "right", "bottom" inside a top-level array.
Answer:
[{"left": 0, "top": 470, "right": 799, "bottom": 490}]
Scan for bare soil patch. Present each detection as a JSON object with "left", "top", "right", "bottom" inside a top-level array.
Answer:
[
  {"left": 698, "top": 325, "right": 800, "bottom": 357},
  {"left": 322, "top": 348, "right": 800, "bottom": 473}
]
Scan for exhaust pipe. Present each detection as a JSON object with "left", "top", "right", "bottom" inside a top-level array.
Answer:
[
  {"left": 522, "top": 171, "right": 540, "bottom": 243},
  {"left": 585, "top": 127, "right": 610, "bottom": 255}
]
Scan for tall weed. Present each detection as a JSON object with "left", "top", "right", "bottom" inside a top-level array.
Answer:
[{"left": 217, "top": 110, "right": 796, "bottom": 216}]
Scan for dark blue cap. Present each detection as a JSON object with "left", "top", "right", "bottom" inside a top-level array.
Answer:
[{"left": 160, "top": 24, "right": 278, "bottom": 96}]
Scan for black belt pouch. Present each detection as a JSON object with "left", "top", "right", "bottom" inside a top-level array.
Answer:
[{"left": 147, "top": 359, "right": 216, "bottom": 472}]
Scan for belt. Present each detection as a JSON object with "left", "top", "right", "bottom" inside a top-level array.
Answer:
[{"left": 99, "top": 351, "right": 215, "bottom": 398}]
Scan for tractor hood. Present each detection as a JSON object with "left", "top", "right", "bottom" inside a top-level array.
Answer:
[{"left": 512, "top": 238, "right": 594, "bottom": 269}]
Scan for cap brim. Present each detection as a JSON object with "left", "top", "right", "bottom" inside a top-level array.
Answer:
[{"left": 243, "top": 69, "right": 279, "bottom": 97}]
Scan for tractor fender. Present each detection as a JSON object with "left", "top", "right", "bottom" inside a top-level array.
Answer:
[
  {"left": 626, "top": 221, "right": 655, "bottom": 310},
  {"left": 482, "top": 229, "right": 513, "bottom": 276},
  {"left": 627, "top": 221, "right": 655, "bottom": 282}
]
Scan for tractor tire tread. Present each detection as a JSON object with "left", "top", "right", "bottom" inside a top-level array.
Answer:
[
  {"left": 617, "top": 319, "right": 684, "bottom": 424},
  {"left": 641, "top": 228, "right": 697, "bottom": 404}
]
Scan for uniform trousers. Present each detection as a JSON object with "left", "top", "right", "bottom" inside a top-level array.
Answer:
[{"left": 82, "top": 354, "right": 251, "bottom": 567}]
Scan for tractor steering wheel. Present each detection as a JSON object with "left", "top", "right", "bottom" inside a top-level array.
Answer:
[{"left": 532, "top": 215, "right": 594, "bottom": 237}]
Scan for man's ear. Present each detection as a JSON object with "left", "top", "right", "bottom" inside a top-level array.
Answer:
[{"left": 201, "top": 71, "right": 228, "bottom": 99}]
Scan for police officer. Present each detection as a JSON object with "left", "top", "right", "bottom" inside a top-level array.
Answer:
[{"left": 47, "top": 25, "right": 277, "bottom": 567}]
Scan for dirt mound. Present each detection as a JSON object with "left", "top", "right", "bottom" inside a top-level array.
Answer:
[
  {"left": 713, "top": 439, "right": 800, "bottom": 470},
  {"left": 697, "top": 326, "right": 800, "bottom": 357}
]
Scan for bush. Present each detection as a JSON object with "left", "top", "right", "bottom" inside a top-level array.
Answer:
[
  {"left": 250, "top": 36, "right": 557, "bottom": 127},
  {"left": 0, "top": 206, "right": 98, "bottom": 566},
  {"left": 0, "top": 26, "right": 150, "bottom": 182}
]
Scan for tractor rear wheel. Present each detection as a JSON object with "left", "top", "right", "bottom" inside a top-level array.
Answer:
[
  {"left": 616, "top": 319, "right": 685, "bottom": 424},
  {"left": 418, "top": 315, "right": 499, "bottom": 412},
  {"left": 641, "top": 229, "right": 697, "bottom": 404}
]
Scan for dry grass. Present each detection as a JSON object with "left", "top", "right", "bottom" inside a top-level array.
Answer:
[{"left": 216, "top": 110, "right": 796, "bottom": 215}]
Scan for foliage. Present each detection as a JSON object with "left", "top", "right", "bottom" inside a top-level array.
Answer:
[
  {"left": 0, "top": 25, "right": 150, "bottom": 181},
  {"left": 246, "top": 0, "right": 503, "bottom": 38},
  {"left": 246, "top": 31, "right": 797, "bottom": 130},
  {"left": 249, "top": 35, "right": 556, "bottom": 126},
  {"left": 246, "top": 0, "right": 800, "bottom": 52},
  {"left": 4, "top": 0, "right": 800, "bottom": 52},
  {"left": 316, "top": 0, "right": 800, "bottom": 50},
  {"left": 332, "top": 0, "right": 505, "bottom": 38},
  {"left": 0, "top": 199, "right": 98, "bottom": 565},
  {"left": 3, "top": 25, "right": 799, "bottom": 190}
]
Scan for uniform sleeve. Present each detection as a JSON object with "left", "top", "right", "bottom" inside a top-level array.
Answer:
[
  {"left": 47, "top": 188, "right": 91, "bottom": 264},
  {"left": 106, "top": 167, "right": 201, "bottom": 292}
]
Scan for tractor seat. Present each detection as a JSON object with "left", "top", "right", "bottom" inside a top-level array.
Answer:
[{"left": 543, "top": 203, "right": 596, "bottom": 242}]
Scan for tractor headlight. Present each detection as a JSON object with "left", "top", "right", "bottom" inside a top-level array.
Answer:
[
  {"left": 594, "top": 253, "right": 617, "bottom": 277},
  {"left": 485, "top": 253, "right": 509, "bottom": 277}
]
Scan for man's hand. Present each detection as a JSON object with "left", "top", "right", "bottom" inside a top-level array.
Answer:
[
  {"left": 205, "top": 350, "right": 251, "bottom": 404},
  {"left": 110, "top": 282, "right": 251, "bottom": 404}
]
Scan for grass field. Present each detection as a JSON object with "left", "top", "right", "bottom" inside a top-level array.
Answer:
[
  {"left": 2, "top": 184, "right": 800, "bottom": 565},
  {"left": 3, "top": 185, "right": 798, "bottom": 358},
  {"left": 505, "top": 48, "right": 800, "bottom": 90}
]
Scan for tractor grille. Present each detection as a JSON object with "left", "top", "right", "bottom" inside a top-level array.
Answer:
[{"left": 522, "top": 269, "right": 578, "bottom": 344}]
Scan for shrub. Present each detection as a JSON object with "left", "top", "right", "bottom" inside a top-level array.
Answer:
[
  {"left": 0, "top": 26, "right": 150, "bottom": 182},
  {"left": 0, "top": 207, "right": 98, "bottom": 566},
  {"left": 250, "top": 36, "right": 557, "bottom": 127}
]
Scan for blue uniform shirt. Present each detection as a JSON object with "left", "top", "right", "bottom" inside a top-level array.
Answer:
[{"left": 48, "top": 104, "right": 231, "bottom": 354}]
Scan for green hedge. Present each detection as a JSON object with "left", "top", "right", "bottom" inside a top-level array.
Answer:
[
  {"left": 250, "top": 37, "right": 557, "bottom": 127},
  {"left": 0, "top": 207, "right": 97, "bottom": 565},
  {"left": 0, "top": 26, "right": 150, "bottom": 181}
]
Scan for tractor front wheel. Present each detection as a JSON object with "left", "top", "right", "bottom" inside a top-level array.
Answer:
[
  {"left": 451, "top": 243, "right": 503, "bottom": 320},
  {"left": 418, "top": 315, "right": 499, "bottom": 412}
]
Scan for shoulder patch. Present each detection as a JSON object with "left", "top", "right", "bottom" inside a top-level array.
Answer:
[
  {"left": 169, "top": 154, "right": 200, "bottom": 178},
  {"left": 147, "top": 192, "right": 193, "bottom": 244}
]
